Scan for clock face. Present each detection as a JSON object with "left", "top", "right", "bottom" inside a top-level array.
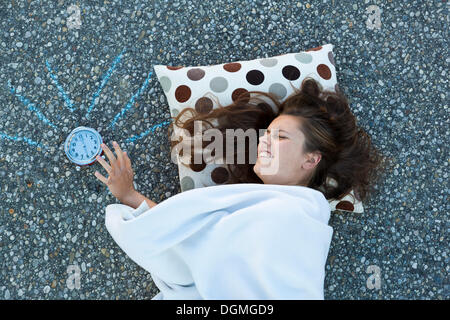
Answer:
[{"left": 64, "top": 127, "right": 102, "bottom": 165}]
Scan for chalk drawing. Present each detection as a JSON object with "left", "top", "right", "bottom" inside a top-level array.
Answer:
[
  {"left": 124, "top": 120, "right": 173, "bottom": 144},
  {"left": 84, "top": 48, "right": 126, "bottom": 120},
  {"left": 0, "top": 131, "right": 49, "bottom": 150},
  {"left": 3, "top": 46, "right": 173, "bottom": 153},
  {"left": 45, "top": 60, "right": 76, "bottom": 112},
  {"left": 7, "top": 80, "right": 58, "bottom": 129},
  {"left": 108, "top": 71, "right": 153, "bottom": 129}
]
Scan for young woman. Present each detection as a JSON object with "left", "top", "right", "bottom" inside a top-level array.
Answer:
[{"left": 95, "top": 77, "right": 388, "bottom": 300}]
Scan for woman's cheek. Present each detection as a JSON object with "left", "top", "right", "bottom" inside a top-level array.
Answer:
[
  {"left": 272, "top": 142, "right": 282, "bottom": 160},
  {"left": 276, "top": 142, "right": 291, "bottom": 162}
]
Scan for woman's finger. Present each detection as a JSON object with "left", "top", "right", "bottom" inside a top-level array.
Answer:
[
  {"left": 94, "top": 171, "right": 108, "bottom": 185},
  {"left": 112, "top": 141, "right": 124, "bottom": 168},
  {"left": 101, "top": 143, "right": 117, "bottom": 167},
  {"left": 124, "top": 152, "right": 132, "bottom": 169},
  {"left": 96, "top": 155, "right": 112, "bottom": 174}
]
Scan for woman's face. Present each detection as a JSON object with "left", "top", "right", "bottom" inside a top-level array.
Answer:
[{"left": 253, "top": 114, "right": 321, "bottom": 186}]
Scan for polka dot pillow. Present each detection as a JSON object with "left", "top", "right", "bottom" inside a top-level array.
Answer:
[{"left": 154, "top": 43, "right": 363, "bottom": 214}]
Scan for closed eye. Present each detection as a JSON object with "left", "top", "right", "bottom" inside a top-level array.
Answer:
[{"left": 266, "top": 129, "right": 288, "bottom": 139}]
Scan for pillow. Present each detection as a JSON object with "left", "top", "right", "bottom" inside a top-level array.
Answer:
[{"left": 154, "top": 43, "right": 363, "bottom": 214}]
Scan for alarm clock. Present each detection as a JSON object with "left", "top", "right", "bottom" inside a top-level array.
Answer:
[{"left": 64, "top": 126, "right": 104, "bottom": 166}]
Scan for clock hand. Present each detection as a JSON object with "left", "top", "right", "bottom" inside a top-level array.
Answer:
[{"left": 80, "top": 135, "right": 89, "bottom": 157}]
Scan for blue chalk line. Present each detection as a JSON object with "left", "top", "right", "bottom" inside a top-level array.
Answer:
[
  {"left": 7, "top": 80, "right": 58, "bottom": 129},
  {"left": 108, "top": 70, "right": 153, "bottom": 129},
  {"left": 0, "top": 131, "right": 50, "bottom": 150},
  {"left": 123, "top": 120, "right": 173, "bottom": 144},
  {"left": 45, "top": 60, "right": 76, "bottom": 112},
  {"left": 85, "top": 47, "right": 126, "bottom": 119}
]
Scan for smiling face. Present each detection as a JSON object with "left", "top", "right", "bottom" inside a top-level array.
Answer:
[{"left": 253, "top": 114, "right": 322, "bottom": 186}]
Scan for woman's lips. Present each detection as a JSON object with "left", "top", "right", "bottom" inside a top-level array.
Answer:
[{"left": 258, "top": 148, "right": 272, "bottom": 158}]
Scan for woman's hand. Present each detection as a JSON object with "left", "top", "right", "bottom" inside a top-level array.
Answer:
[{"left": 94, "top": 141, "right": 136, "bottom": 202}]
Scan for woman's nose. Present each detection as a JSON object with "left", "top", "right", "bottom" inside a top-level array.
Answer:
[
  {"left": 259, "top": 132, "right": 267, "bottom": 142},
  {"left": 262, "top": 129, "right": 272, "bottom": 139},
  {"left": 259, "top": 132, "right": 270, "bottom": 146}
]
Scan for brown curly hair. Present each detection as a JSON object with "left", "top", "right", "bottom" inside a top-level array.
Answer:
[{"left": 167, "top": 77, "right": 391, "bottom": 203}]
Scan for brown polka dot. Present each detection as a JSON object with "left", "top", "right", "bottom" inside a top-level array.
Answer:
[
  {"left": 175, "top": 85, "right": 191, "bottom": 103},
  {"left": 195, "top": 97, "right": 213, "bottom": 114},
  {"left": 257, "top": 102, "right": 271, "bottom": 110},
  {"left": 190, "top": 159, "right": 207, "bottom": 172},
  {"left": 223, "top": 62, "right": 241, "bottom": 72},
  {"left": 187, "top": 68, "right": 205, "bottom": 81},
  {"left": 282, "top": 65, "right": 300, "bottom": 81},
  {"left": 167, "top": 66, "right": 183, "bottom": 70},
  {"left": 232, "top": 88, "right": 250, "bottom": 103},
  {"left": 211, "top": 167, "right": 229, "bottom": 184},
  {"left": 317, "top": 64, "right": 332, "bottom": 80},
  {"left": 336, "top": 200, "right": 354, "bottom": 212},
  {"left": 246, "top": 70, "right": 265, "bottom": 85},
  {"left": 306, "top": 45, "right": 323, "bottom": 52}
]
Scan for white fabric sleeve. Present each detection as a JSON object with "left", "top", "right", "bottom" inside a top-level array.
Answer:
[{"left": 120, "top": 199, "right": 151, "bottom": 221}]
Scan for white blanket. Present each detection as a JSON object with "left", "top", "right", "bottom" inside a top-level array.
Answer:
[{"left": 105, "top": 183, "right": 334, "bottom": 300}]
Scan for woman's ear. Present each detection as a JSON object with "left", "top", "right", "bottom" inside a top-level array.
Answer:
[{"left": 303, "top": 152, "right": 321, "bottom": 169}]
